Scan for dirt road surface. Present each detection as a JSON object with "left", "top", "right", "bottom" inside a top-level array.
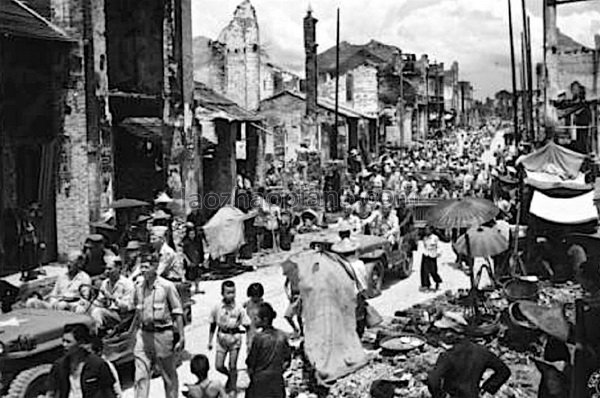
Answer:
[{"left": 121, "top": 237, "right": 470, "bottom": 397}]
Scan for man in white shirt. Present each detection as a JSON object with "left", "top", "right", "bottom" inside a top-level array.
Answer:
[
  {"left": 26, "top": 251, "right": 91, "bottom": 311},
  {"left": 150, "top": 226, "right": 183, "bottom": 282},
  {"left": 81, "top": 256, "right": 135, "bottom": 329}
]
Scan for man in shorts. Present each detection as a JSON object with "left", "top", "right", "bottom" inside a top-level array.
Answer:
[{"left": 208, "top": 280, "right": 250, "bottom": 396}]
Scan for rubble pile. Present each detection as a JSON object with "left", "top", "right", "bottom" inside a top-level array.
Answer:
[{"left": 284, "top": 282, "right": 584, "bottom": 398}]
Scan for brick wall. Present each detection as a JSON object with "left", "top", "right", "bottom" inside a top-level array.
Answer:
[
  {"left": 554, "top": 51, "right": 599, "bottom": 98},
  {"left": 50, "top": 0, "right": 93, "bottom": 257},
  {"left": 219, "top": 0, "right": 261, "bottom": 110},
  {"left": 319, "top": 65, "right": 379, "bottom": 117}
]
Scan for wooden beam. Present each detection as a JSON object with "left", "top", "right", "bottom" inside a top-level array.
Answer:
[{"left": 549, "top": 0, "right": 596, "bottom": 5}]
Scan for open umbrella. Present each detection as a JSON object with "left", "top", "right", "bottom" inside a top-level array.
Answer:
[
  {"left": 109, "top": 198, "right": 150, "bottom": 209},
  {"left": 427, "top": 198, "right": 499, "bottom": 319},
  {"left": 454, "top": 225, "right": 509, "bottom": 258},
  {"left": 426, "top": 198, "right": 499, "bottom": 229}
]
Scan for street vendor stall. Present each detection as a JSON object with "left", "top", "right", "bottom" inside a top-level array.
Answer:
[{"left": 516, "top": 142, "right": 598, "bottom": 278}]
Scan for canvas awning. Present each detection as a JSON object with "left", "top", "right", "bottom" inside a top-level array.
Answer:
[
  {"left": 517, "top": 142, "right": 586, "bottom": 178},
  {"left": 530, "top": 190, "right": 598, "bottom": 225},
  {"left": 517, "top": 142, "right": 590, "bottom": 191},
  {"left": 0, "top": 0, "right": 73, "bottom": 42}
]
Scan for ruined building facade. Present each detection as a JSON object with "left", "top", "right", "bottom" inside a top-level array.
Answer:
[
  {"left": 194, "top": 0, "right": 301, "bottom": 112},
  {"left": 0, "top": 0, "right": 193, "bottom": 273}
]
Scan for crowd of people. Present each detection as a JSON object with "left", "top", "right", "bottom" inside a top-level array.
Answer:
[{"left": 9, "top": 123, "right": 530, "bottom": 398}]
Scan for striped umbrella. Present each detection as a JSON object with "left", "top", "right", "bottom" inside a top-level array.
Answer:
[{"left": 426, "top": 198, "right": 499, "bottom": 229}]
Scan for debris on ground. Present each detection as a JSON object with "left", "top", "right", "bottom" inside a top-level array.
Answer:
[{"left": 284, "top": 282, "right": 582, "bottom": 398}]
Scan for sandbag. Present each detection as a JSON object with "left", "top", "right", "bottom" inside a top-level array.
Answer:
[
  {"left": 281, "top": 250, "right": 368, "bottom": 384},
  {"left": 202, "top": 206, "right": 248, "bottom": 258}
]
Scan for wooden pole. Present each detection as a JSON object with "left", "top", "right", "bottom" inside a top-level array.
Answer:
[
  {"left": 520, "top": 0, "right": 529, "bottom": 141},
  {"left": 334, "top": 8, "right": 340, "bottom": 160},
  {"left": 508, "top": 0, "right": 520, "bottom": 146},
  {"left": 526, "top": 16, "right": 535, "bottom": 142},
  {"left": 521, "top": 33, "right": 528, "bottom": 141}
]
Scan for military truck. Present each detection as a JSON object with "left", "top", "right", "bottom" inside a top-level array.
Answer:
[
  {"left": 0, "top": 280, "right": 193, "bottom": 398},
  {"left": 309, "top": 232, "right": 414, "bottom": 298}
]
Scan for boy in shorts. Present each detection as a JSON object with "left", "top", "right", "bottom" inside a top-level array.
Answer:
[{"left": 208, "top": 280, "right": 250, "bottom": 396}]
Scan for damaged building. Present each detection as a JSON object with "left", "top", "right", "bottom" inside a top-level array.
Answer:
[
  {"left": 0, "top": 0, "right": 194, "bottom": 274},
  {"left": 541, "top": 1, "right": 600, "bottom": 155}
]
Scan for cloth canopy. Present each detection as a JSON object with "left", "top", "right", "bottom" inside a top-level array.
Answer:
[
  {"left": 530, "top": 190, "right": 598, "bottom": 225},
  {"left": 516, "top": 142, "right": 586, "bottom": 179},
  {"left": 524, "top": 171, "right": 592, "bottom": 192},
  {"left": 203, "top": 206, "right": 252, "bottom": 258}
]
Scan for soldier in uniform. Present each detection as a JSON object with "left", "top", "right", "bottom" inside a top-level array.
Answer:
[{"left": 133, "top": 254, "right": 185, "bottom": 398}]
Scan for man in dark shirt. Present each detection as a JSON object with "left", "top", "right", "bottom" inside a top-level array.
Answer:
[
  {"left": 427, "top": 340, "right": 511, "bottom": 398},
  {"left": 46, "top": 323, "right": 116, "bottom": 398}
]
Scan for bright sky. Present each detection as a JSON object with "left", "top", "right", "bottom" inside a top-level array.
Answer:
[{"left": 191, "top": 0, "right": 600, "bottom": 99}]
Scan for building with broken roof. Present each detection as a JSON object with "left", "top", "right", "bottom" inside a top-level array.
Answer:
[
  {"left": 194, "top": 82, "right": 264, "bottom": 209},
  {"left": 541, "top": 2, "right": 600, "bottom": 155},
  {"left": 0, "top": 0, "right": 194, "bottom": 274},
  {"left": 193, "top": 0, "right": 301, "bottom": 112},
  {"left": 259, "top": 90, "right": 376, "bottom": 163},
  {"left": 316, "top": 39, "right": 460, "bottom": 148}
]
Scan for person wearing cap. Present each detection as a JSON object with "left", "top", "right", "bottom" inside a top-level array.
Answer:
[
  {"left": 150, "top": 226, "right": 183, "bottom": 282},
  {"left": 134, "top": 253, "right": 185, "bottom": 398},
  {"left": 124, "top": 240, "right": 144, "bottom": 278},
  {"left": 80, "top": 255, "right": 134, "bottom": 330},
  {"left": 26, "top": 251, "right": 91, "bottom": 311},
  {"left": 82, "top": 234, "right": 110, "bottom": 277},
  {"left": 151, "top": 209, "right": 175, "bottom": 249}
]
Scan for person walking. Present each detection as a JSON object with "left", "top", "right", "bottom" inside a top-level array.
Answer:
[
  {"left": 246, "top": 303, "right": 292, "bottom": 398},
  {"left": 208, "top": 280, "right": 251, "bottom": 397},
  {"left": 46, "top": 323, "right": 117, "bottom": 398},
  {"left": 133, "top": 254, "right": 185, "bottom": 398},
  {"left": 243, "top": 282, "right": 265, "bottom": 352},
  {"left": 421, "top": 226, "right": 442, "bottom": 291},
  {"left": 182, "top": 222, "right": 205, "bottom": 294}
]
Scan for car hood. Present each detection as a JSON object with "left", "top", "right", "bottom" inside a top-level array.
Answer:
[{"left": 0, "top": 309, "right": 93, "bottom": 351}]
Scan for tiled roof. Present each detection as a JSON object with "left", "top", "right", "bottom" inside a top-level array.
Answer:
[
  {"left": 557, "top": 30, "right": 591, "bottom": 51},
  {"left": 0, "top": 0, "right": 73, "bottom": 42},
  {"left": 193, "top": 82, "right": 262, "bottom": 121},
  {"left": 260, "top": 90, "right": 376, "bottom": 120},
  {"left": 317, "top": 40, "right": 401, "bottom": 75}
]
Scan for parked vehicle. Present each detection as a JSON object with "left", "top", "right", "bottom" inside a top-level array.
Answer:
[{"left": 309, "top": 232, "right": 413, "bottom": 298}]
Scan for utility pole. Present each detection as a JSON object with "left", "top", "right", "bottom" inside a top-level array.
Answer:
[
  {"left": 508, "top": 0, "right": 520, "bottom": 146},
  {"left": 334, "top": 7, "right": 340, "bottom": 160},
  {"left": 526, "top": 16, "right": 535, "bottom": 141},
  {"left": 398, "top": 53, "right": 404, "bottom": 145},
  {"left": 520, "top": 0, "right": 529, "bottom": 141}
]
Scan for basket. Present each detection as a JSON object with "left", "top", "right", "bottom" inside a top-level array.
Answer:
[{"left": 503, "top": 278, "right": 539, "bottom": 302}]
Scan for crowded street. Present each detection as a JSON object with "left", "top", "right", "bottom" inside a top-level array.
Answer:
[{"left": 1, "top": 0, "right": 600, "bottom": 398}]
